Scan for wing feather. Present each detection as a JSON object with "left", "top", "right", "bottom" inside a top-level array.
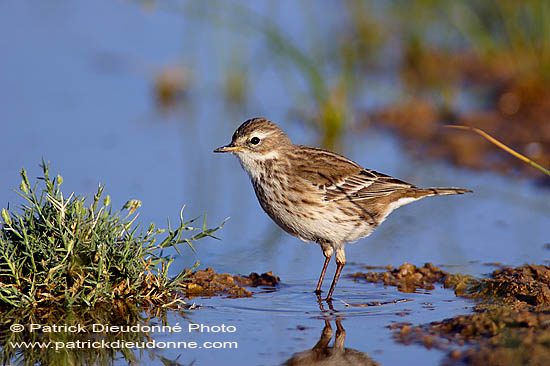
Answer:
[
  {"left": 324, "top": 169, "right": 414, "bottom": 202},
  {"left": 291, "top": 146, "right": 414, "bottom": 203}
]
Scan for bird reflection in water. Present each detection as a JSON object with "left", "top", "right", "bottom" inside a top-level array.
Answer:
[{"left": 283, "top": 298, "right": 379, "bottom": 366}]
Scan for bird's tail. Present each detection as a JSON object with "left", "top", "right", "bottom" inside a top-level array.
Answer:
[{"left": 382, "top": 187, "right": 471, "bottom": 219}]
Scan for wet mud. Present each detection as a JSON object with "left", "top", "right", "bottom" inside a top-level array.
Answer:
[
  {"left": 349, "top": 262, "right": 448, "bottom": 293},
  {"left": 183, "top": 268, "right": 280, "bottom": 298},
  {"left": 351, "top": 263, "right": 550, "bottom": 365}
]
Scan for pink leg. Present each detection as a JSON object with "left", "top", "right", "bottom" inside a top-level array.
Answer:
[
  {"left": 325, "top": 261, "right": 344, "bottom": 301},
  {"left": 315, "top": 252, "right": 332, "bottom": 293}
]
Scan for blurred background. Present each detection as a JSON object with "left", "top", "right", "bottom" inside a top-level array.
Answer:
[
  {"left": 1, "top": 1, "right": 550, "bottom": 364},
  {"left": 1, "top": 0, "right": 549, "bottom": 279}
]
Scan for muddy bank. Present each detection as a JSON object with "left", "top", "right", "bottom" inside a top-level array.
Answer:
[
  {"left": 183, "top": 268, "right": 280, "bottom": 298},
  {"left": 350, "top": 263, "right": 550, "bottom": 365}
]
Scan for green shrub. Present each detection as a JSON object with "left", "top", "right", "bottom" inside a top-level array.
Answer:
[{"left": 0, "top": 161, "right": 225, "bottom": 308}]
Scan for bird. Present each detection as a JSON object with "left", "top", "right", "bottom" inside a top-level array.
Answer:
[{"left": 214, "top": 118, "right": 471, "bottom": 301}]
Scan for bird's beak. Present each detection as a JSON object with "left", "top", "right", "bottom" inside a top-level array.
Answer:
[{"left": 213, "top": 143, "right": 244, "bottom": 153}]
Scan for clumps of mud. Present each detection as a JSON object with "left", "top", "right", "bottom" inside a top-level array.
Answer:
[
  {"left": 349, "top": 262, "right": 448, "bottom": 293},
  {"left": 357, "top": 263, "right": 550, "bottom": 366},
  {"left": 183, "top": 268, "right": 280, "bottom": 298},
  {"left": 394, "top": 304, "right": 550, "bottom": 365},
  {"left": 469, "top": 264, "right": 550, "bottom": 306}
]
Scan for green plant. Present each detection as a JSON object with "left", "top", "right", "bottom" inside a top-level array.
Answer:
[{"left": 0, "top": 160, "right": 226, "bottom": 308}]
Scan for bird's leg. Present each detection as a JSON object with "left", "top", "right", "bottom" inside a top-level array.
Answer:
[
  {"left": 325, "top": 263, "right": 344, "bottom": 301},
  {"left": 315, "top": 251, "right": 332, "bottom": 294},
  {"left": 325, "top": 248, "right": 346, "bottom": 301},
  {"left": 315, "top": 243, "right": 333, "bottom": 294}
]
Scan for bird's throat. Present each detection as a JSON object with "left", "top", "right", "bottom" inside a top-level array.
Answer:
[{"left": 236, "top": 151, "right": 280, "bottom": 182}]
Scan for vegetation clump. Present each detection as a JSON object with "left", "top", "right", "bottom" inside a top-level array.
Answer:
[{"left": 0, "top": 161, "right": 225, "bottom": 308}]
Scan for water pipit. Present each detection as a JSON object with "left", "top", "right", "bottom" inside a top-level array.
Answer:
[{"left": 214, "top": 118, "right": 471, "bottom": 300}]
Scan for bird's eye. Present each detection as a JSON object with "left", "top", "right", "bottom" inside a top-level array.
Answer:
[{"left": 250, "top": 137, "right": 260, "bottom": 145}]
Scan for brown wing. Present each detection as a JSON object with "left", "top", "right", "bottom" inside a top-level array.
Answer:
[
  {"left": 292, "top": 146, "right": 414, "bottom": 202},
  {"left": 326, "top": 169, "right": 415, "bottom": 202}
]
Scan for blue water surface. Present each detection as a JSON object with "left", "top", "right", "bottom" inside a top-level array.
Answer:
[{"left": 1, "top": 1, "right": 549, "bottom": 365}]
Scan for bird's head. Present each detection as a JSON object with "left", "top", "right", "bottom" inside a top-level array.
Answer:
[
  {"left": 214, "top": 118, "right": 293, "bottom": 179},
  {"left": 214, "top": 118, "right": 292, "bottom": 159}
]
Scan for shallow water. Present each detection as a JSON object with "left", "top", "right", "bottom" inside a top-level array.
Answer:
[
  {"left": 125, "top": 277, "right": 473, "bottom": 365},
  {"left": 1, "top": 1, "right": 549, "bottom": 365}
]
